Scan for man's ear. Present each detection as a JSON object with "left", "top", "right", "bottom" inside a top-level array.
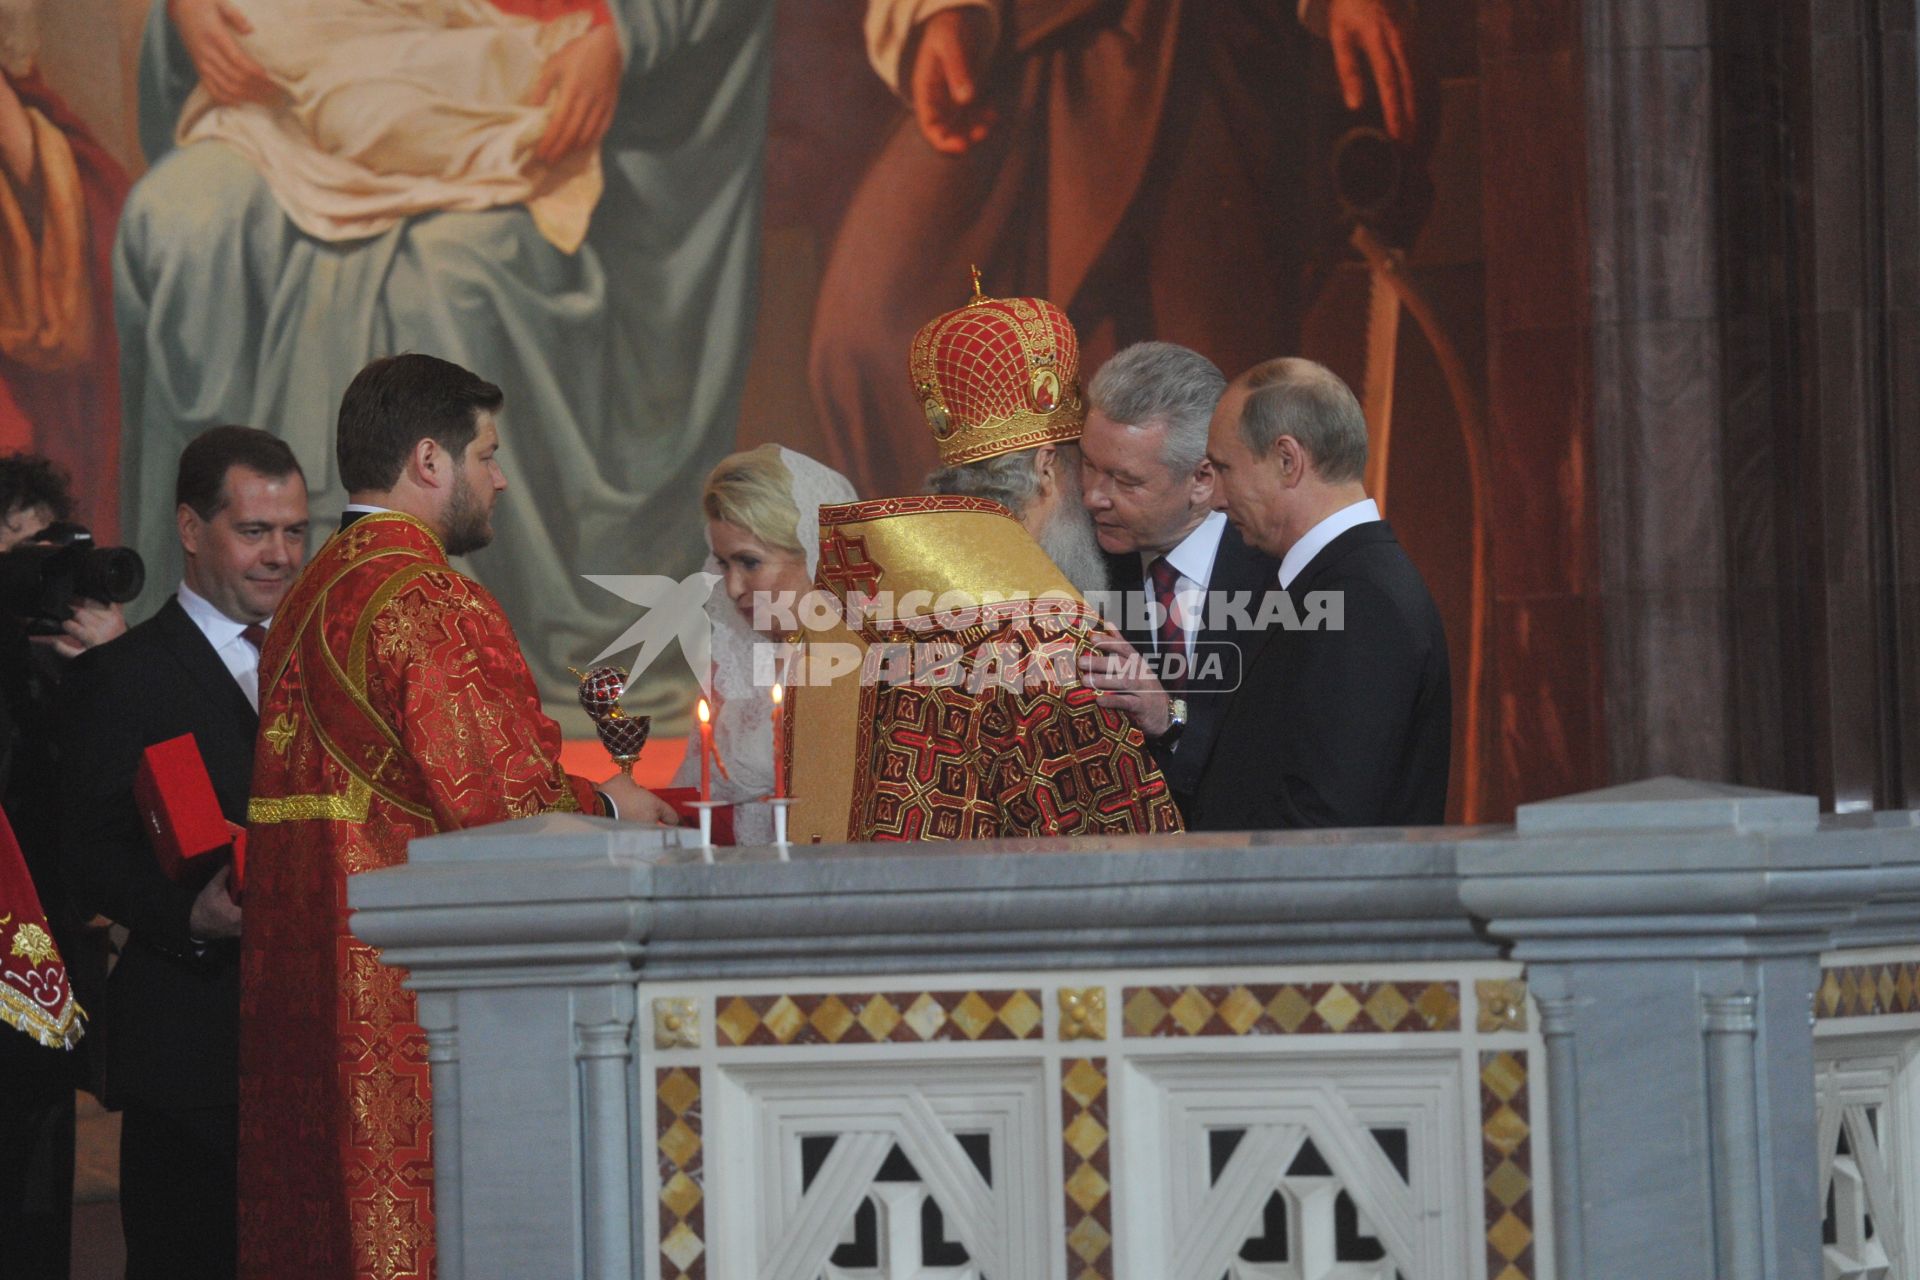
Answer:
[
  {"left": 1188, "top": 456, "right": 1217, "bottom": 507},
  {"left": 406, "top": 437, "right": 443, "bottom": 491},
  {"left": 1031, "top": 443, "right": 1059, "bottom": 498},
  {"left": 176, "top": 504, "right": 202, "bottom": 558},
  {"left": 1272, "top": 435, "right": 1307, "bottom": 488}
]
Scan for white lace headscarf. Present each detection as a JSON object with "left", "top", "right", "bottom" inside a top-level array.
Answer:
[{"left": 671, "top": 447, "right": 857, "bottom": 842}]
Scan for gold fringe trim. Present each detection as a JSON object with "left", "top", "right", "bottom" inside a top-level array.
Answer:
[{"left": 0, "top": 986, "right": 84, "bottom": 1051}]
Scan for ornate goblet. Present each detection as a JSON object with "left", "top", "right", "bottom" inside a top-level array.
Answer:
[{"left": 571, "top": 665, "right": 652, "bottom": 780}]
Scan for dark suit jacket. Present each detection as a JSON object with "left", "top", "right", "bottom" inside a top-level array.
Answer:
[
  {"left": 1196, "top": 522, "right": 1450, "bottom": 830},
  {"left": 59, "top": 597, "right": 256, "bottom": 1111},
  {"left": 1107, "top": 522, "right": 1281, "bottom": 826}
]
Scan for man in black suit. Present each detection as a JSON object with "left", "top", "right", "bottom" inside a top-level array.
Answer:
[
  {"left": 60, "top": 426, "right": 309, "bottom": 1279},
  {"left": 1075, "top": 342, "right": 1282, "bottom": 828},
  {"left": 1196, "top": 358, "right": 1450, "bottom": 829}
]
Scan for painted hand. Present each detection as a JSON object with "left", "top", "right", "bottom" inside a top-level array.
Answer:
[
  {"left": 167, "top": 0, "right": 277, "bottom": 107},
  {"left": 528, "top": 23, "right": 622, "bottom": 166},
  {"left": 1328, "top": 0, "right": 1418, "bottom": 142},
  {"left": 909, "top": 7, "right": 998, "bottom": 155}
]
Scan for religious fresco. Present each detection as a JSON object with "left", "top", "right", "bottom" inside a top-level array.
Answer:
[{"left": 8, "top": 0, "right": 1532, "bottom": 818}]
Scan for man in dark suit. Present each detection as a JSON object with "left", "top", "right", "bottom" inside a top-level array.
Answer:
[
  {"left": 60, "top": 426, "right": 309, "bottom": 1279},
  {"left": 1075, "top": 342, "right": 1281, "bottom": 828},
  {"left": 1196, "top": 358, "right": 1449, "bottom": 829}
]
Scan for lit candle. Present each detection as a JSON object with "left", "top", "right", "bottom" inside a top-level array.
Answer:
[
  {"left": 771, "top": 683, "right": 785, "bottom": 798},
  {"left": 697, "top": 698, "right": 713, "bottom": 802}
]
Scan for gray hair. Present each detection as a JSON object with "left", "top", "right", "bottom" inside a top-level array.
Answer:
[
  {"left": 1235, "top": 358, "right": 1368, "bottom": 483},
  {"left": 926, "top": 442, "right": 1083, "bottom": 519},
  {"left": 0, "top": 0, "right": 40, "bottom": 78},
  {"left": 1087, "top": 342, "right": 1225, "bottom": 473}
]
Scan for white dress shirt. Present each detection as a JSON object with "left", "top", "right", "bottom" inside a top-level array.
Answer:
[
  {"left": 176, "top": 582, "right": 268, "bottom": 711},
  {"left": 1278, "top": 498, "right": 1382, "bottom": 589},
  {"left": 1140, "top": 510, "right": 1228, "bottom": 663}
]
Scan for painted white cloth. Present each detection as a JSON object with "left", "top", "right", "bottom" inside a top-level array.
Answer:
[
  {"left": 176, "top": 0, "right": 603, "bottom": 252},
  {"left": 670, "top": 449, "right": 858, "bottom": 846}
]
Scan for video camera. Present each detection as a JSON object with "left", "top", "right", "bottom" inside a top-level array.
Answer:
[{"left": 0, "top": 522, "right": 145, "bottom": 636}]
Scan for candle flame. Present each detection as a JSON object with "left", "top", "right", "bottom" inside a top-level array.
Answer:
[
  {"left": 771, "top": 683, "right": 784, "bottom": 705},
  {"left": 697, "top": 698, "right": 711, "bottom": 724}
]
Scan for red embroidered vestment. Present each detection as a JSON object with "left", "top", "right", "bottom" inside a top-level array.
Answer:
[
  {"left": 789, "top": 495, "right": 1184, "bottom": 842},
  {"left": 239, "top": 512, "right": 602, "bottom": 1280}
]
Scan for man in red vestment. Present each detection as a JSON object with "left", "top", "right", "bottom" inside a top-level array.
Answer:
[
  {"left": 0, "top": 0, "right": 129, "bottom": 537},
  {"left": 239, "top": 354, "right": 670, "bottom": 1280}
]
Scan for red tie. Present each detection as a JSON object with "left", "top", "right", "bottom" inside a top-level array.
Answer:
[
  {"left": 1147, "top": 556, "right": 1186, "bottom": 688},
  {"left": 241, "top": 624, "right": 267, "bottom": 652}
]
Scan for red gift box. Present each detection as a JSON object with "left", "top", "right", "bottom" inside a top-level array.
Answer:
[
  {"left": 654, "top": 787, "right": 734, "bottom": 845},
  {"left": 134, "top": 734, "right": 243, "bottom": 890}
]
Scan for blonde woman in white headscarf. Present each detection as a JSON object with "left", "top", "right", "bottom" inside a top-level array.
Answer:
[{"left": 671, "top": 445, "right": 857, "bottom": 844}]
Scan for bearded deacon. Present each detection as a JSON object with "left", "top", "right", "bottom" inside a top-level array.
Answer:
[{"left": 237, "top": 354, "right": 664, "bottom": 1280}]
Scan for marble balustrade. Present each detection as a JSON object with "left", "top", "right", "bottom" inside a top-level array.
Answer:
[{"left": 348, "top": 778, "right": 1920, "bottom": 1280}]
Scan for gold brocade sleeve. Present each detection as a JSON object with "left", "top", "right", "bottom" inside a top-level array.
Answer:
[
  {"left": 984, "top": 627, "right": 1185, "bottom": 836},
  {"left": 0, "top": 106, "right": 93, "bottom": 372},
  {"left": 374, "top": 569, "right": 599, "bottom": 829}
]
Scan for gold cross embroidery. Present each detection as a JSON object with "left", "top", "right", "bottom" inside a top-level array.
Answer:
[{"left": 264, "top": 712, "right": 299, "bottom": 755}]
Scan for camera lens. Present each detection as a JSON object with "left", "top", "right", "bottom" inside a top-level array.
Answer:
[{"left": 77, "top": 546, "right": 146, "bottom": 605}]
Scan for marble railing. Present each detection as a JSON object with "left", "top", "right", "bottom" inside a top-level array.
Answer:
[{"left": 348, "top": 779, "right": 1920, "bottom": 1280}]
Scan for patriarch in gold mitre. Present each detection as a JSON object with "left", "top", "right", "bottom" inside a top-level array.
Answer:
[{"left": 788, "top": 272, "right": 1182, "bottom": 843}]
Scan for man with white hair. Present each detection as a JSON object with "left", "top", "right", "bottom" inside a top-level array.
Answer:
[
  {"left": 0, "top": 0, "right": 129, "bottom": 534},
  {"left": 1073, "top": 341, "right": 1282, "bottom": 828},
  {"left": 1200, "top": 357, "right": 1451, "bottom": 828}
]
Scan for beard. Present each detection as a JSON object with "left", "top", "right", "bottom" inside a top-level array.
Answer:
[
  {"left": 442, "top": 470, "right": 495, "bottom": 557},
  {"left": 1034, "top": 465, "right": 1111, "bottom": 597},
  {"left": 0, "top": 0, "right": 39, "bottom": 79}
]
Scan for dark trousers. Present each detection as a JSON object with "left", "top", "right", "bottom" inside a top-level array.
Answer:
[
  {"left": 0, "top": 1036, "right": 75, "bottom": 1280},
  {"left": 120, "top": 1104, "right": 238, "bottom": 1280}
]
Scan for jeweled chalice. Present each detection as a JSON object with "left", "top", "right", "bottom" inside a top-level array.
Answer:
[{"left": 570, "top": 665, "right": 652, "bottom": 780}]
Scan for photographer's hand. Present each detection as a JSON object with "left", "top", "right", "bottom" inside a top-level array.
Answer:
[{"left": 33, "top": 600, "right": 128, "bottom": 659}]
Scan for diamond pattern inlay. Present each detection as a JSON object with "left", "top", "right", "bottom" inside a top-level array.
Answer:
[
  {"left": 1061, "top": 1057, "right": 1112, "bottom": 1279},
  {"left": 1816, "top": 961, "right": 1920, "bottom": 1019},
  {"left": 1123, "top": 982, "right": 1461, "bottom": 1036},
  {"left": 1122, "top": 988, "right": 1167, "bottom": 1037},
  {"left": 1217, "top": 986, "right": 1265, "bottom": 1035},
  {"left": 1480, "top": 1051, "right": 1535, "bottom": 1280},
  {"left": 713, "top": 990, "right": 1048, "bottom": 1046},
  {"left": 656, "top": 1067, "right": 705, "bottom": 1280}
]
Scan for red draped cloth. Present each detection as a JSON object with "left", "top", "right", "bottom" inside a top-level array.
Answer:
[
  {"left": 0, "top": 803, "right": 82, "bottom": 1050},
  {"left": 0, "top": 70, "right": 128, "bottom": 537},
  {"left": 238, "top": 512, "right": 603, "bottom": 1280}
]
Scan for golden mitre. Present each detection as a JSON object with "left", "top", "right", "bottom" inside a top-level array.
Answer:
[{"left": 909, "top": 267, "right": 1087, "bottom": 467}]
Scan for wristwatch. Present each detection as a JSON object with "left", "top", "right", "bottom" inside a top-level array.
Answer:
[{"left": 1155, "top": 697, "right": 1189, "bottom": 745}]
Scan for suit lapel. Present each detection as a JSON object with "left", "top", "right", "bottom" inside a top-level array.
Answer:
[{"left": 152, "top": 598, "right": 258, "bottom": 738}]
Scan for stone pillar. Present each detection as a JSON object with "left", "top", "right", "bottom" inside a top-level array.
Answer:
[
  {"left": 349, "top": 813, "right": 683, "bottom": 1280},
  {"left": 1457, "top": 777, "right": 1920, "bottom": 1279}
]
